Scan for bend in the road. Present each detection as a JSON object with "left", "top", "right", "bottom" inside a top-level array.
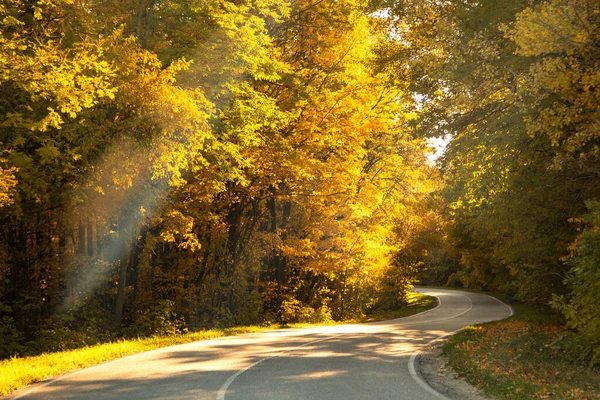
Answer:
[{"left": 10, "top": 288, "right": 513, "bottom": 400}]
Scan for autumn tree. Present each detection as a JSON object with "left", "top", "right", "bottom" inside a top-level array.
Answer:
[
  {"left": 373, "top": 0, "right": 600, "bottom": 361},
  {"left": 0, "top": 0, "right": 437, "bottom": 357}
]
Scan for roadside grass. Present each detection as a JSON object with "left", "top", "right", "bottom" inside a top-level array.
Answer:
[
  {"left": 0, "top": 326, "right": 267, "bottom": 397},
  {"left": 1, "top": 292, "right": 435, "bottom": 398},
  {"left": 441, "top": 290, "right": 600, "bottom": 399},
  {"left": 360, "top": 291, "right": 437, "bottom": 323}
]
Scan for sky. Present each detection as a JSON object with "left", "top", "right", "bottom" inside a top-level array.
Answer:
[{"left": 426, "top": 135, "right": 450, "bottom": 164}]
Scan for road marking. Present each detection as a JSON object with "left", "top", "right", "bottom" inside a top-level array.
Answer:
[
  {"left": 400, "top": 293, "right": 473, "bottom": 327},
  {"left": 216, "top": 293, "right": 448, "bottom": 400},
  {"left": 395, "top": 291, "right": 443, "bottom": 319},
  {"left": 216, "top": 335, "right": 337, "bottom": 400},
  {"left": 409, "top": 347, "right": 452, "bottom": 400},
  {"left": 407, "top": 292, "right": 513, "bottom": 400},
  {"left": 406, "top": 293, "right": 474, "bottom": 400},
  {"left": 482, "top": 293, "right": 514, "bottom": 317},
  {"left": 217, "top": 292, "right": 473, "bottom": 400},
  {"left": 406, "top": 293, "right": 452, "bottom": 400}
]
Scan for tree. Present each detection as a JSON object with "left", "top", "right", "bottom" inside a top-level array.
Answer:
[{"left": 0, "top": 0, "right": 437, "bottom": 357}]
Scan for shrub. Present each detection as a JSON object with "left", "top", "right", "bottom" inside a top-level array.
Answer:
[
  {"left": 372, "top": 263, "right": 418, "bottom": 312},
  {"left": 552, "top": 200, "right": 600, "bottom": 364},
  {"left": 278, "top": 298, "right": 332, "bottom": 324},
  {"left": 125, "top": 299, "right": 179, "bottom": 337},
  {"left": 0, "top": 316, "right": 23, "bottom": 359}
]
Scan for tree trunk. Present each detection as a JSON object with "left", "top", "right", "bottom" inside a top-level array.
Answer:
[
  {"left": 113, "top": 228, "right": 133, "bottom": 327},
  {"left": 113, "top": 257, "right": 128, "bottom": 327},
  {"left": 87, "top": 219, "right": 95, "bottom": 257},
  {"left": 135, "top": 0, "right": 155, "bottom": 48},
  {"left": 77, "top": 223, "right": 86, "bottom": 255}
]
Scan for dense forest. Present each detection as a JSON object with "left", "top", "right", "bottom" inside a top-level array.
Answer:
[
  {"left": 1, "top": 0, "right": 599, "bottom": 364},
  {"left": 380, "top": 0, "right": 600, "bottom": 362},
  {"left": 0, "top": 0, "right": 439, "bottom": 357}
]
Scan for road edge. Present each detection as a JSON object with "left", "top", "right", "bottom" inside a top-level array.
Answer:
[{"left": 408, "top": 290, "right": 514, "bottom": 400}]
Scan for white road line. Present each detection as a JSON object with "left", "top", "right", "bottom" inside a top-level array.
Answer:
[
  {"left": 217, "top": 293, "right": 474, "bottom": 400},
  {"left": 409, "top": 349, "right": 452, "bottom": 400},
  {"left": 400, "top": 294, "right": 473, "bottom": 327},
  {"left": 407, "top": 292, "right": 513, "bottom": 400},
  {"left": 393, "top": 293, "right": 443, "bottom": 319},
  {"left": 405, "top": 294, "right": 473, "bottom": 400},
  {"left": 482, "top": 293, "right": 514, "bottom": 317},
  {"left": 216, "top": 294, "right": 448, "bottom": 400},
  {"left": 216, "top": 336, "right": 336, "bottom": 400},
  {"left": 407, "top": 293, "right": 452, "bottom": 399}
]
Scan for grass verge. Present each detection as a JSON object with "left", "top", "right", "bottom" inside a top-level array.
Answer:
[
  {"left": 1, "top": 292, "right": 434, "bottom": 397},
  {"left": 441, "top": 291, "right": 600, "bottom": 399},
  {"left": 360, "top": 291, "right": 437, "bottom": 323},
  {"left": 0, "top": 326, "right": 266, "bottom": 398},
  {"left": 285, "top": 291, "right": 436, "bottom": 328}
]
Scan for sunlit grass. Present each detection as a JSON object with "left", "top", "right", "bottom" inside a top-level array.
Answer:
[
  {"left": 1, "top": 293, "right": 435, "bottom": 397},
  {"left": 360, "top": 291, "right": 437, "bottom": 323},
  {"left": 442, "top": 298, "right": 600, "bottom": 400},
  {"left": 0, "top": 327, "right": 267, "bottom": 397},
  {"left": 286, "top": 292, "right": 436, "bottom": 328}
]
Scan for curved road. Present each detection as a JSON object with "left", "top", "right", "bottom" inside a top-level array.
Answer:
[{"left": 11, "top": 288, "right": 512, "bottom": 400}]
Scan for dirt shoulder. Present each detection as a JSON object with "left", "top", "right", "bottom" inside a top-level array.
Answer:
[{"left": 416, "top": 338, "right": 490, "bottom": 400}]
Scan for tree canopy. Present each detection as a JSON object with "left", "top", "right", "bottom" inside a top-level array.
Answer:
[
  {"left": 374, "top": 0, "right": 600, "bottom": 362},
  {"left": 0, "top": 0, "right": 438, "bottom": 357},
  {"left": 1, "top": 0, "right": 599, "bottom": 364}
]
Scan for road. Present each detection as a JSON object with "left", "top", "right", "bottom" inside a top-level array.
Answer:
[{"left": 11, "top": 288, "right": 512, "bottom": 400}]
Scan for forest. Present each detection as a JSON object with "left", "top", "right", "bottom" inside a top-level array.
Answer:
[{"left": 0, "top": 0, "right": 599, "bottom": 365}]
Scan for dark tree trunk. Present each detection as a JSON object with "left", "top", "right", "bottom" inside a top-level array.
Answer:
[
  {"left": 113, "top": 227, "right": 134, "bottom": 328},
  {"left": 77, "top": 223, "right": 86, "bottom": 255}
]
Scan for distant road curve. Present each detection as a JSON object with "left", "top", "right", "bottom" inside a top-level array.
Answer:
[{"left": 11, "top": 288, "right": 512, "bottom": 400}]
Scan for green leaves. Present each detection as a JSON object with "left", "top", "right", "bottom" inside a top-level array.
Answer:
[
  {"left": 553, "top": 200, "right": 600, "bottom": 364},
  {"left": 373, "top": 0, "right": 600, "bottom": 316}
]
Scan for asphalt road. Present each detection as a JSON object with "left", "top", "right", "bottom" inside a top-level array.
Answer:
[{"left": 11, "top": 288, "right": 512, "bottom": 400}]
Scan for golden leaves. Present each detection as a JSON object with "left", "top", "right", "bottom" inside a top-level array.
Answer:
[
  {"left": 503, "top": 0, "right": 600, "bottom": 161},
  {"left": 449, "top": 321, "right": 600, "bottom": 399},
  {"left": 506, "top": 0, "right": 594, "bottom": 57},
  {"left": 0, "top": 155, "right": 17, "bottom": 208}
]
